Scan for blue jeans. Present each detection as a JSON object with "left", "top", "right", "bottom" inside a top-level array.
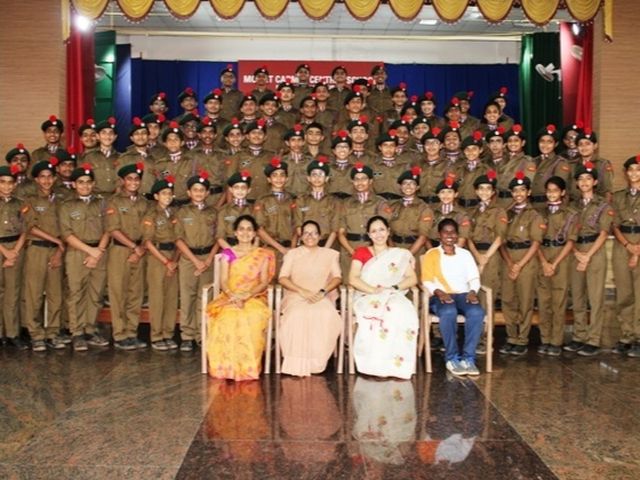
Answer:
[{"left": 429, "top": 293, "right": 485, "bottom": 363}]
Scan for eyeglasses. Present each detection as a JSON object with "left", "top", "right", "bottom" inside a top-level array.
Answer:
[
  {"left": 301, "top": 231, "right": 320, "bottom": 237},
  {"left": 309, "top": 172, "right": 326, "bottom": 178}
]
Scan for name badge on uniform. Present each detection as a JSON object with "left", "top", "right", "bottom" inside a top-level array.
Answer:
[
  {"left": 70, "top": 211, "right": 82, "bottom": 220},
  {"left": 183, "top": 217, "right": 194, "bottom": 225},
  {"left": 299, "top": 206, "right": 310, "bottom": 212},
  {"left": 265, "top": 205, "right": 278, "bottom": 214},
  {"left": 35, "top": 206, "right": 46, "bottom": 213},
  {"left": 240, "top": 160, "right": 251, "bottom": 168},
  {"left": 224, "top": 215, "right": 237, "bottom": 223},
  {"left": 520, "top": 225, "right": 524, "bottom": 232},
  {"left": 156, "top": 219, "right": 166, "bottom": 226},
  {"left": 118, "top": 207, "right": 129, "bottom": 213},
  {"left": 373, "top": 171, "right": 383, "bottom": 178}
]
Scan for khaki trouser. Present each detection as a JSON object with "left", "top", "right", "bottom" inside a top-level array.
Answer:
[
  {"left": 536, "top": 248, "right": 571, "bottom": 347},
  {"left": 147, "top": 255, "right": 178, "bottom": 342},
  {"left": 23, "top": 244, "right": 63, "bottom": 340},
  {"left": 107, "top": 245, "right": 145, "bottom": 342},
  {"left": 501, "top": 251, "right": 538, "bottom": 346},
  {"left": 612, "top": 242, "right": 640, "bottom": 344},
  {"left": 0, "top": 243, "right": 23, "bottom": 338},
  {"left": 65, "top": 249, "right": 107, "bottom": 336},
  {"left": 570, "top": 248, "right": 607, "bottom": 346},
  {"left": 179, "top": 255, "right": 213, "bottom": 342}
]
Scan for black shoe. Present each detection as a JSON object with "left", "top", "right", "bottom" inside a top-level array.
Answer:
[
  {"left": 430, "top": 337, "right": 444, "bottom": 351},
  {"left": 32, "top": 339, "right": 47, "bottom": 352},
  {"left": 510, "top": 345, "right": 528, "bottom": 356},
  {"left": 537, "top": 343, "right": 549, "bottom": 355},
  {"left": 114, "top": 339, "right": 137, "bottom": 351},
  {"left": 499, "top": 343, "right": 514, "bottom": 355},
  {"left": 577, "top": 344, "right": 600, "bottom": 357},
  {"left": 130, "top": 338, "right": 148, "bottom": 349},
  {"left": 546, "top": 345, "right": 562, "bottom": 357},
  {"left": 45, "top": 338, "right": 67, "bottom": 350},
  {"left": 180, "top": 340, "right": 194, "bottom": 352},
  {"left": 612, "top": 342, "right": 632, "bottom": 355},
  {"left": 563, "top": 341, "right": 585, "bottom": 352},
  {"left": 627, "top": 344, "right": 640, "bottom": 358},
  {"left": 475, "top": 342, "right": 487, "bottom": 355},
  {"left": 9, "top": 337, "right": 29, "bottom": 350}
]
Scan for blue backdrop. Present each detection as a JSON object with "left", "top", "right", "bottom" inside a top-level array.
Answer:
[{"left": 114, "top": 49, "right": 519, "bottom": 151}]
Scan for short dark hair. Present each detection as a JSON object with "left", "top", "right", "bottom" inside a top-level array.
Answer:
[
  {"left": 233, "top": 214, "right": 258, "bottom": 231},
  {"left": 301, "top": 219, "right": 321, "bottom": 236},
  {"left": 438, "top": 218, "right": 459, "bottom": 233},
  {"left": 545, "top": 176, "right": 566, "bottom": 191}
]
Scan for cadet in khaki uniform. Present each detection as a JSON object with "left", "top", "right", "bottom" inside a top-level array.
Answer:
[
  {"left": 275, "top": 81, "right": 298, "bottom": 129},
  {"left": 258, "top": 93, "right": 288, "bottom": 154},
  {"left": 568, "top": 129, "right": 614, "bottom": 203},
  {"left": 202, "top": 88, "right": 231, "bottom": 140},
  {"left": 224, "top": 119, "right": 275, "bottom": 203},
  {"left": 427, "top": 178, "right": 471, "bottom": 249},
  {"left": 294, "top": 159, "right": 339, "bottom": 248},
  {"left": 337, "top": 163, "right": 391, "bottom": 278},
  {"left": 563, "top": 163, "right": 613, "bottom": 356},
  {"left": 454, "top": 131, "right": 490, "bottom": 210},
  {"left": 105, "top": 163, "right": 149, "bottom": 350},
  {"left": 179, "top": 112, "right": 201, "bottom": 151},
  {"left": 347, "top": 116, "right": 376, "bottom": 165},
  {"left": 254, "top": 158, "right": 297, "bottom": 257},
  {"left": 175, "top": 171, "right": 217, "bottom": 352},
  {"left": 23, "top": 159, "right": 67, "bottom": 351},
  {"left": 368, "top": 64, "right": 393, "bottom": 114},
  {"left": 83, "top": 117, "right": 120, "bottom": 196},
  {"left": 417, "top": 128, "right": 455, "bottom": 206},
  {"left": 217, "top": 171, "right": 254, "bottom": 249},
  {"left": 467, "top": 171, "right": 508, "bottom": 354},
  {"left": 530, "top": 125, "right": 571, "bottom": 211},
  {"left": 173, "top": 87, "right": 198, "bottom": 123},
  {"left": 611, "top": 155, "right": 640, "bottom": 357},
  {"left": 389, "top": 167, "right": 433, "bottom": 256},
  {"left": 282, "top": 125, "right": 313, "bottom": 198},
  {"left": 493, "top": 125, "right": 537, "bottom": 208},
  {"left": 499, "top": 172, "right": 545, "bottom": 355},
  {"left": 116, "top": 117, "right": 155, "bottom": 169},
  {"left": 188, "top": 117, "right": 225, "bottom": 207},
  {"left": 372, "top": 130, "right": 405, "bottom": 200},
  {"left": 327, "top": 65, "right": 350, "bottom": 112},
  {"left": 150, "top": 122, "right": 193, "bottom": 204},
  {"left": 143, "top": 113, "right": 169, "bottom": 159},
  {"left": 0, "top": 165, "right": 28, "bottom": 348},
  {"left": 293, "top": 63, "right": 313, "bottom": 109},
  {"left": 6, "top": 143, "right": 37, "bottom": 200},
  {"left": 219, "top": 65, "right": 244, "bottom": 121},
  {"left": 31, "top": 115, "right": 64, "bottom": 164},
  {"left": 142, "top": 177, "right": 180, "bottom": 352},
  {"left": 536, "top": 176, "right": 579, "bottom": 356},
  {"left": 59, "top": 164, "right": 111, "bottom": 351},
  {"left": 78, "top": 119, "right": 99, "bottom": 157},
  {"left": 327, "top": 133, "right": 356, "bottom": 199}
]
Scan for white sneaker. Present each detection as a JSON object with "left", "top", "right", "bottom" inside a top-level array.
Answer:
[
  {"left": 446, "top": 360, "right": 467, "bottom": 376},
  {"left": 460, "top": 359, "right": 480, "bottom": 376}
]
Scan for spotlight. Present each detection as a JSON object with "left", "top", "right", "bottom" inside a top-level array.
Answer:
[
  {"left": 571, "top": 23, "right": 581, "bottom": 37},
  {"left": 74, "top": 14, "right": 92, "bottom": 32}
]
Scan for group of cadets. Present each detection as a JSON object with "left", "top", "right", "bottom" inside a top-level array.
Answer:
[{"left": 2, "top": 62, "right": 639, "bottom": 361}]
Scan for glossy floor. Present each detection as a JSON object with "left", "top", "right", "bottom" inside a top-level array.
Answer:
[{"left": 0, "top": 333, "right": 638, "bottom": 479}]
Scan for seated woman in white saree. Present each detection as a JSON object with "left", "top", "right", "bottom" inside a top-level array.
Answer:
[{"left": 349, "top": 215, "right": 419, "bottom": 379}]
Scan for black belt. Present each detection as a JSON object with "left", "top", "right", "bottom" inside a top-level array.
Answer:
[
  {"left": 0, "top": 234, "right": 20, "bottom": 244},
  {"left": 209, "top": 186, "right": 223, "bottom": 194},
  {"left": 172, "top": 198, "right": 190, "bottom": 207},
  {"left": 429, "top": 239, "right": 441, "bottom": 248},
  {"left": 85, "top": 241, "right": 100, "bottom": 247},
  {"left": 474, "top": 242, "right": 491, "bottom": 251},
  {"left": 458, "top": 198, "right": 479, "bottom": 208},
  {"left": 246, "top": 199, "right": 256, "bottom": 204},
  {"left": 189, "top": 245, "right": 214, "bottom": 255},
  {"left": 498, "top": 190, "right": 512, "bottom": 198},
  {"left": 225, "top": 237, "right": 238, "bottom": 246},
  {"left": 31, "top": 239, "right": 58, "bottom": 248},
  {"left": 113, "top": 238, "right": 141, "bottom": 248},
  {"left": 392, "top": 234, "right": 417, "bottom": 244},
  {"left": 620, "top": 225, "right": 640, "bottom": 234},
  {"left": 576, "top": 234, "right": 599, "bottom": 244},
  {"left": 157, "top": 242, "right": 176, "bottom": 251},
  {"left": 378, "top": 192, "right": 401, "bottom": 200},
  {"left": 346, "top": 233, "right": 369, "bottom": 242},
  {"left": 332, "top": 192, "right": 351, "bottom": 199},
  {"left": 506, "top": 240, "right": 531, "bottom": 250},
  {"left": 279, "top": 240, "right": 292, "bottom": 248},
  {"left": 542, "top": 239, "right": 566, "bottom": 247},
  {"left": 419, "top": 195, "right": 439, "bottom": 204},
  {"left": 531, "top": 195, "right": 547, "bottom": 203},
  {"left": 318, "top": 238, "right": 327, "bottom": 247}
]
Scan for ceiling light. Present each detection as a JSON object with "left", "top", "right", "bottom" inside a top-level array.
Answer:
[
  {"left": 419, "top": 19, "right": 438, "bottom": 26},
  {"left": 74, "top": 14, "right": 93, "bottom": 32}
]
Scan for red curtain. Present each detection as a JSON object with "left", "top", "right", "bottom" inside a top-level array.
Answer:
[
  {"left": 560, "top": 22, "right": 593, "bottom": 127},
  {"left": 66, "top": 23, "right": 95, "bottom": 152}
]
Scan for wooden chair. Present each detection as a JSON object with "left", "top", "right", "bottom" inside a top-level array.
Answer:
[
  {"left": 200, "top": 254, "right": 275, "bottom": 375},
  {"left": 420, "top": 285, "right": 494, "bottom": 373},
  {"left": 346, "top": 286, "right": 421, "bottom": 375},
  {"left": 273, "top": 285, "right": 347, "bottom": 374}
]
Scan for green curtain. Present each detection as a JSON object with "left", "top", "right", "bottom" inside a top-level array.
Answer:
[
  {"left": 519, "top": 32, "right": 562, "bottom": 155},
  {"left": 94, "top": 31, "right": 117, "bottom": 121}
]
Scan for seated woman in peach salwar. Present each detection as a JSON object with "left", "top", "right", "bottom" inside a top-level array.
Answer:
[
  {"left": 278, "top": 220, "right": 342, "bottom": 376},
  {"left": 206, "top": 215, "right": 275, "bottom": 381}
]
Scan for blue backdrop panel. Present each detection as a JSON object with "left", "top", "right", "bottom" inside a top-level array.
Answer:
[
  {"left": 386, "top": 63, "right": 520, "bottom": 122},
  {"left": 115, "top": 59, "right": 520, "bottom": 150}
]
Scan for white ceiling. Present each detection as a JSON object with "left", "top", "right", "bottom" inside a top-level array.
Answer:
[{"left": 95, "top": 1, "right": 572, "bottom": 38}]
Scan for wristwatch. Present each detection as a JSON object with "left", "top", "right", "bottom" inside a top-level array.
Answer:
[
  {"left": 319, "top": 288, "right": 327, "bottom": 295},
  {"left": 392, "top": 285, "right": 399, "bottom": 290}
]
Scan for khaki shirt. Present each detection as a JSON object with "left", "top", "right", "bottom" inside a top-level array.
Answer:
[
  {"left": 174, "top": 203, "right": 217, "bottom": 248},
  {"left": 294, "top": 193, "right": 340, "bottom": 239},
  {"left": 141, "top": 205, "right": 178, "bottom": 244},
  {"left": 216, "top": 202, "right": 253, "bottom": 241},
  {"left": 540, "top": 204, "right": 579, "bottom": 261},
  {"left": 389, "top": 198, "right": 433, "bottom": 238},
  {"left": 531, "top": 153, "right": 571, "bottom": 202},
  {"left": 282, "top": 153, "right": 314, "bottom": 198},
  {"left": 83, "top": 149, "right": 120, "bottom": 195},
  {"left": 253, "top": 192, "right": 296, "bottom": 242},
  {"left": 23, "top": 192, "right": 61, "bottom": 239},
  {"left": 573, "top": 195, "right": 614, "bottom": 251},
  {"left": 224, "top": 149, "right": 276, "bottom": 202},
  {"left": 371, "top": 158, "right": 405, "bottom": 198},
  {"left": 154, "top": 151, "right": 198, "bottom": 202},
  {"left": 58, "top": 196, "right": 106, "bottom": 243},
  {"left": 104, "top": 192, "right": 149, "bottom": 241},
  {"left": 468, "top": 202, "right": 508, "bottom": 246},
  {"left": 0, "top": 197, "right": 26, "bottom": 239},
  {"left": 428, "top": 205, "right": 471, "bottom": 241}
]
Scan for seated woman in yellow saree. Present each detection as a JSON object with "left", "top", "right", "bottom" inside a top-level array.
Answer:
[{"left": 206, "top": 215, "right": 276, "bottom": 381}]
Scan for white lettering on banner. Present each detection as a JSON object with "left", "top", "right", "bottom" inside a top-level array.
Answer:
[{"left": 243, "top": 74, "right": 373, "bottom": 85}]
